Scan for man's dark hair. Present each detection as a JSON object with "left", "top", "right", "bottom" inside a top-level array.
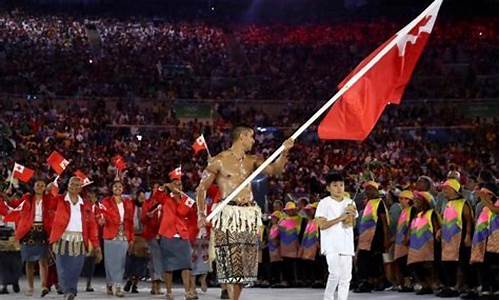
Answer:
[
  {"left": 325, "top": 172, "right": 344, "bottom": 185},
  {"left": 231, "top": 125, "right": 252, "bottom": 142}
]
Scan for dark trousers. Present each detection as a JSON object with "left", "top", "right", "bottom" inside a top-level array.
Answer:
[
  {"left": 356, "top": 250, "right": 383, "bottom": 284},
  {"left": 478, "top": 252, "right": 499, "bottom": 293},
  {"left": 270, "top": 261, "right": 283, "bottom": 284},
  {"left": 411, "top": 261, "right": 435, "bottom": 289},
  {"left": 282, "top": 257, "right": 297, "bottom": 285},
  {"left": 396, "top": 256, "right": 411, "bottom": 278},
  {"left": 442, "top": 247, "right": 476, "bottom": 290}
]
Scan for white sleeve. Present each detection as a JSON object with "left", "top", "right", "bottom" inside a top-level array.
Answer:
[
  {"left": 351, "top": 199, "right": 359, "bottom": 218},
  {"left": 315, "top": 201, "right": 326, "bottom": 219}
]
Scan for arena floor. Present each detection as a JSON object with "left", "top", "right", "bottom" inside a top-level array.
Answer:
[{"left": 1, "top": 278, "right": 441, "bottom": 300}]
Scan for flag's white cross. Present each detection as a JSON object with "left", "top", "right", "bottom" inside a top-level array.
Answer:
[
  {"left": 395, "top": 13, "right": 436, "bottom": 56},
  {"left": 59, "top": 159, "right": 70, "bottom": 170}
]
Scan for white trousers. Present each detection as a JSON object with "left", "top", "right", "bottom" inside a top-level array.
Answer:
[{"left": 324, "top": 253, "right": 353, "bottom": 300}]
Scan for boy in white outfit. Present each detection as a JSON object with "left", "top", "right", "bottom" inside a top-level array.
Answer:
[{"left": 315, "top": 172, "right": 358, "bottom": 300}]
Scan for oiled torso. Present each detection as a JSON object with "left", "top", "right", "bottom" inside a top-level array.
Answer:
[{"left": 214, "top": 151, "right": 258, "bottom": 205}]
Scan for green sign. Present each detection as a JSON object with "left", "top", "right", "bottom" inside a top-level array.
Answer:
[
  {"left": 174, "top": 103, "right": 212, "bottom": 119},
  {"left": 460, "top": 102, "right": 498, "bottom": 118}
]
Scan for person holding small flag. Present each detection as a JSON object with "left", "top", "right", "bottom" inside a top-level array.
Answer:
[
  {"left": 49, "top": 176, "right": 101, "bottom": 300},
  {"left": 149, "top": 168, "right": 195, "bottom": 300},
  {"left": 0, "top": 175, "right": 56, "bottom": 297},
  {"left": 97, "top": 181, "right": 135, "bottom": 297},
  {"left": 140, "top": 183, "right": 163, "bottom": 295}
]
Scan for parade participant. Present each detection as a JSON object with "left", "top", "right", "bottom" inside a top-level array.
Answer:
[
  {"left": 141, "top": 184, "right": 163, "bottom": 295},
  {"left": 299, "top": 202, "right": 321, "bottom": 287},
  {"left": 355, "top": 181, "right": 390, "bottom": 293},
  {"left": 0, "top": 195, "right": 22, "bottom": 295},
  {"left": 2, "top": 178, "right": 55, "bottom": 297},
  {"left": 49, "top": 176, "right": 102, "bottom": 300},
  {"left": 196, "top": 126, "right": 294, "bottom": 300},
  {"left": 150, "top": 175, "right": 194, "bottom": 300},
  {"left": 470, "top": 183, "right": 499, "bottom": 299},
  {"left": 439, "top": 178, "right": 474, "bottom": 298},
  {"left": 268, "top": 211, "right": 284, "bottom": 287},
  {"left": 407, "top": 191, "right": 441, "bottom": 295},
  {"left": 315, "top": 172, "right": 357, "bottom": 300},
  {"left": 124, "top": 191, "right": 149, "bottom": 294},
  {"left": 393, "top": 190, "right": 416, "bottom": 292},
  {"left": 98, "top": 181, "right": 135, "bottom": 297},
  {"left": 278, "top": 201, "right": 303, "bottom": 287},
  {"left": 81, "top": 190, "right": 99, "bottom": 293}
]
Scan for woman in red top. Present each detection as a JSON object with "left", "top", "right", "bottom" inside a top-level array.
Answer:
[
  {"left": 140, "top": 183, "right": 163, "bottom": 295},
  {"left": 149, "top": 178, "right": 194, "bottom": 300},
  {"left": 49, "top": 176, "right": 101, "bottom": 300},
  {"left": 97, "top": 181, "right": 135, "bottom": 298},
  {"left": 2, "top": 178, "right": 55, "bottom": 297}
]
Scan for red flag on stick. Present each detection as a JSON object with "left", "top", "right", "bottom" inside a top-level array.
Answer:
[
  {"left": 12, "top": 163, "right": 34, "bottom": 183},
  {"left": 112, "top": 155, "right": 127, "bottom": 172},
  {"left": 47, "top": 151, "right": 70, "bottom": 175},
  {"left": 318, "top": 0, "right": 442, "bottom": 140}
]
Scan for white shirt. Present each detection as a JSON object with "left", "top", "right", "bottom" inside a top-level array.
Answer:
[
  {"left": 315, "top": 196, "right": 358, "bottom": 256},
  {"left": 117, "top": 201, "right": 125, "bottom": 223},
  {"left": 34, "top": 199, "right": 43, "bottom": 222},
  {"left": 64, "top": 193, "right": 84, "bottom": 233}
]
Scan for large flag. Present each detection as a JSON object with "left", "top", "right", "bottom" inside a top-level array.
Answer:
[
  {"left": 47, "top": 151, "right": 70, "bottom": 175},
  {"left": 318, "top": 0, "right": 442, "bottom": 140},
  {"left": 192, "top": 135, "right": 208, "bottom": 155},
  {"left": 12, "top": 163, "right": 34, "bottom": 183},
  {"left": 169, "top": 166, "right": 182, "bottom": 181}
]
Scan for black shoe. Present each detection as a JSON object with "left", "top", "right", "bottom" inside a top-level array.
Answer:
[
  {"left": 57, "top": 289, "right": 64, "bottom": 295},
  {"left": 416, "top": 288, "right": 434, "bottom": 295},
  {"left": 124, "top": 280, "right": 132, "bottom": 292},
  {"left": 399, "top": 286, "right": 414, "bottom": 293},
  {"left": 85, "top": 287, "right": 94, "bottom": 292},
  {"left": 460, "top": 291, "right": 478, "bottom": 299},
  {"left": 0, "top": 286, "right": 8, "bottom": 294},
  {"left": 131, "top": 285, "right": 139, "bottom": 294},
  {"left": 12, "top": 283, "right": 20, "bottom": 293},
  {"left": 220, "top": 289, "right": 229, "bottom": 299},
  {"left": 437, "top": 288, "right": 460, "bottom": 298},
  {"left": 354, "top": 282, "right": 372, "bottom": 293},
  {"left": 41, "top": 288, "right": 50, "bottom": 297}
]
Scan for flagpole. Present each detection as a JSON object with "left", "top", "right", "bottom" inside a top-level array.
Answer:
[
  {"left": 207, "top": 0, "right": 442, "bottom": 222},
  {"left": 202, "top": 134, "right": 212, "bottom": 158}
]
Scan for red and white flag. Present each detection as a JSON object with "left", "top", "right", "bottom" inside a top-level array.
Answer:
[
  {"left": 47, "top": 151, "right": 70, "bottom": 175},
  {"left": 192, "top": 135, "right": 208, "bottom": 155},
  {"left": 12, "top": 163, "right": 34, "bottom": 183},
  {"left": 318, "top": 0, "right": 442, "bottom": 141},
  {"left": 112, "top": 155, "right": 127, "bottom": 172},
  {"left": 74, "top": 170, "right": 93, "bottom": 187},
  {"left": 169, "top": 166, "right": 182, "bottom": 181}
]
